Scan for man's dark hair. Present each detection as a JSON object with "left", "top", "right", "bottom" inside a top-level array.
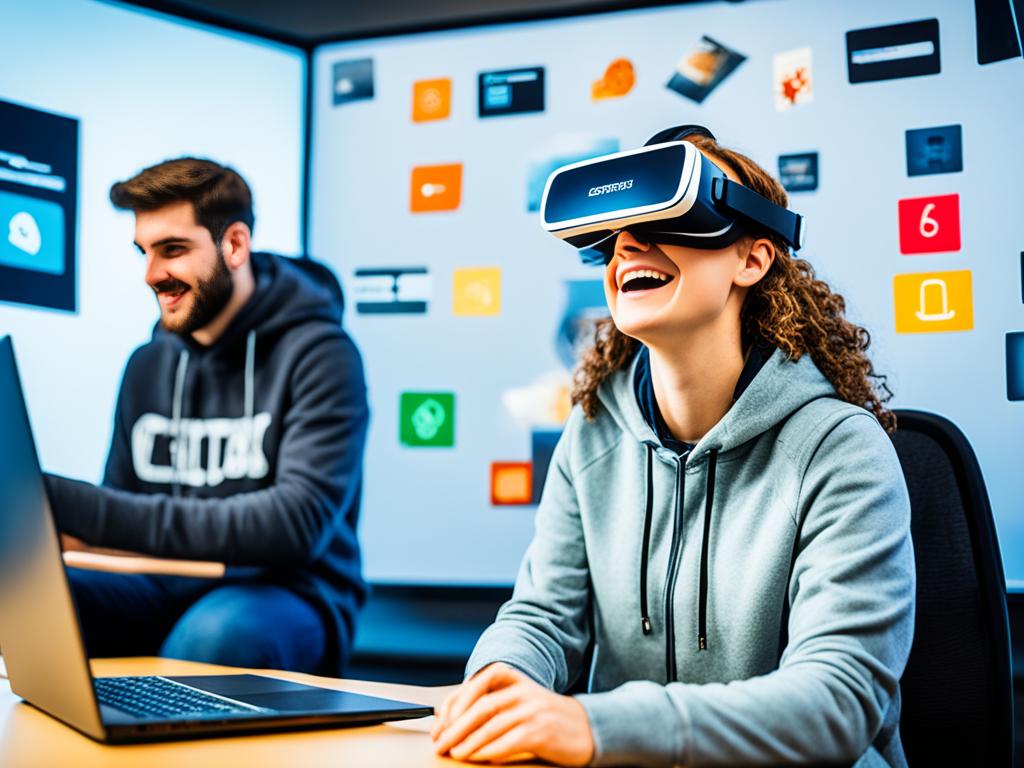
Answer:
[{"left": 109, "top": 157, "right": 255, "bottom": 244}]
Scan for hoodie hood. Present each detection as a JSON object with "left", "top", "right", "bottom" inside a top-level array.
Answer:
[{"left": 598, "top": 346, "right": 838, "bottom": 464}]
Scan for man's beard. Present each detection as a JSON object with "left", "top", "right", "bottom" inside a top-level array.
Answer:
[{"left": 155, "top": 248, "right": 234, "bottom": 336}]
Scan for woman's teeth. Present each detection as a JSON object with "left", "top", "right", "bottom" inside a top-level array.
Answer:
[{"left": 620, "top": 269, "right": 672, "bottom": 292}]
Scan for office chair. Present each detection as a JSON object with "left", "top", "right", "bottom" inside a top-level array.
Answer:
[{"left": 891, "top": 409, "right": 1014, "bottom": 766}]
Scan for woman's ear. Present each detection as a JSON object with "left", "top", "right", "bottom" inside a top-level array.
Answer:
[{"left": 735, "top": 237, "right": 775, "bottom": 288}]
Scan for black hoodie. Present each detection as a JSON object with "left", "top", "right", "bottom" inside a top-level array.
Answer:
[{"left": 45, "top": 252, "right": 369, "bottom": 674}]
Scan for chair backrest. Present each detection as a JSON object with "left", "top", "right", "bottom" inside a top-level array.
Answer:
[{"left": 891, "top": 409, "right": 1014, "bottom": 766}]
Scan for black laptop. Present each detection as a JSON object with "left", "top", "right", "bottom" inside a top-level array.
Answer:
[{"left": 0, "top": 335, "right": 432, "bottom": 743}]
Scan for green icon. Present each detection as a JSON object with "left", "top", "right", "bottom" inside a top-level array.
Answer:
[{"left": 400, "top": 392, "right": 455, "bottom": 447}]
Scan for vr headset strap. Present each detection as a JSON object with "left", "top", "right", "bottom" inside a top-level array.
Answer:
[{"left": 711, "top": 177, "right": 805, "bottom": 251}]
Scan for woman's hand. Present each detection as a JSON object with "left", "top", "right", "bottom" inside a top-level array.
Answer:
[{"left": 431, "top": 663, "right": 594, "bottom": 766}]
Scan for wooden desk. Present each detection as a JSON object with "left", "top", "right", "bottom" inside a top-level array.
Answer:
[{"left": 0, "top": 657, "right": 535, "bottom": 767}]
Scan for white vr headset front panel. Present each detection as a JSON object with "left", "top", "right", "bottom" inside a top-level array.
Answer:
[{"left": 540, "top": 141, "right": 700, "bottom": 238}]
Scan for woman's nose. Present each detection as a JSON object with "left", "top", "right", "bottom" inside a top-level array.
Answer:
[{"left": 615, "top": 229, "right": 652, "bottom": 254}]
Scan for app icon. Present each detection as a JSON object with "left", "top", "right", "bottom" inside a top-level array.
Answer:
[
  {"left": 332, "top": 58, "right": 374, "bottom": 106},
  {"left": 399, "top": 392, "right": 455, "bottom": 447},
  {"left": 1007, "top": 332, "right": 1024, "bottom": 401},
  {"left": 526, "top": 134, "right": 619, "bottom": 212},
  {"left": 905, "top": 124, "right": 962, "bottom": 177},
  {"left": 773, "top": 48, "right": 813, "bottom": 110},
  {"left": 846, "top": 19, "right": 940, "bottom": 84},
  {"left": 592, "top": 58, "right": 635, "bottom": 100},
  {"left": 410, "top": 163, "right": 462, "bottom": 213},
  {"left": 778, "top": 153, "right": 819, "bottom": 193},
  {"left": 530, "top": 430, "right": 561, "bottom": 504},
  {"left": 491, "top": 462, "right": 533, "bottom": 506},
  {"left": 666, "top": 36, "right": 747, "bottom": 104},
  {"left": 0, "top": 190, "right": 64, "bottom": 275},
  {"left": 898, "top": 194, "right": 960, "bottom": 254},
  {"left": 453, "top": 267, "right": 501, "bottom": 316},
  {"left": 893, "top": 270, "right": 973, "bottom": 334},
  {"left": 353, "top": 267, "right": 430, "bottom": 314},
  {"left": 478, "top": 66, "right": 545, "bottom": 117},
  {"left": 412, "top": 78, "right": 451, "bottom": 122}
]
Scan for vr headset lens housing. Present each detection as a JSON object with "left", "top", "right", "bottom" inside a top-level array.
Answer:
[{"left": 540, "top": 140, "right": 804, "bottom": 265}]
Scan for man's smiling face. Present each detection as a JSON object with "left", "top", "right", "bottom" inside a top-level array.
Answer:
[{"left": 134, "top": 200, "right": 234, "bottom": 336}]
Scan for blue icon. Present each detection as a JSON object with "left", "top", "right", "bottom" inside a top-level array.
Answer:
[
  {"left": 778, "top": 152, "right": 819, "bottom": 192},
  {"left": 478, "top": 67, "right": 544, "bottom": 117},
  {"left": 484, "top": 82, "right": 511, "bottom": 109},
  {"left": 530, "top": 429, "right": 562, "bottom": 504},
  {"left": 1007, "top": 332, "right": 1024, "bottom": 401},
  {"left": 906, "top": 124, "right": 962, "bottom": 177},
  {"left": 0, "top": 190, "right": 64, "bottom": 275},
  {"left": 332, "top": 58, "right": 374, "bottom": 106}
]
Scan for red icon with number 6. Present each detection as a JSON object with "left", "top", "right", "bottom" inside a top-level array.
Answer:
[{"left": 898, "top": 193, "right": 961, "bottom": 254}]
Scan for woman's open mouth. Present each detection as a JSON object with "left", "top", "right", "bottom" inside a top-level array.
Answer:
[{"left": 619, "top": 269, "right": 674, "bottom": 295}]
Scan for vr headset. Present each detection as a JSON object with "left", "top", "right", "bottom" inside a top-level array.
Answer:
[{"left": 539, "top": 125, "right": 805, "bottom": 266}]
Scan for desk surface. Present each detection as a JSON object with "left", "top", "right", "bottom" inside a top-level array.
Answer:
[{"left": 0, "top": 657, "right": 531, "bottom": 768}]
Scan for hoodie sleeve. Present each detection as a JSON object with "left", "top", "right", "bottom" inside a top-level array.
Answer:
[
  {"left": 45, "top": 331, "right": 369, "bottom": 566},
  {"left": 465, "top": 408, "right": 593, "bottom": 691},
  {"left": 576, "top": 412, "right": 916, "bottom": 767}
]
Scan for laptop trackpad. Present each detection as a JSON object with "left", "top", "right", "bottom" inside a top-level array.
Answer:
[{"left": 168, "top": 674, "right": 421, "bottom": 714}]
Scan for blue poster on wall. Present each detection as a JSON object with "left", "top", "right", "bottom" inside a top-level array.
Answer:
[{"left": 0, "top": 99, "right": 79, "bottom": 312}]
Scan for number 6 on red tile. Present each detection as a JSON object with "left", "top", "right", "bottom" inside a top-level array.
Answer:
[{"left": 898, "top": 193, "right": 961, "bottom": 254}]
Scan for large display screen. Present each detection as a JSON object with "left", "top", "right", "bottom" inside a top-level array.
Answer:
[
  {"left": 0, "top": 99, "right": 78, "bottom": 312},
  {"left": 312, "top": 0, "right": 1024, "bottom": 586}
]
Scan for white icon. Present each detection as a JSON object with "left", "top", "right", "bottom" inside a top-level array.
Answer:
[
  {"left": 919, "top": 203, "right": 939, "bottom": 239},
  {"left": 419, "top": 87, "right": 443, "bottom": 113},
  {"left": 915, "top": 278, "right": 955, "bottom": 322},
  {"left": 8, "top": 211, "right": 42, "bottom": 256},
  {"left": 420, "top": 183, "right": 446, "bottom": 198},
  {"left": 335, "top": 78, "right": 354, "bottom": 95},
  {"left": 465, "top": 280, "right": 494, "bottom": 308}
]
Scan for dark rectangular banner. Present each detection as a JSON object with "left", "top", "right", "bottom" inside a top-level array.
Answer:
[
  {"left": 353, "top": 266, "right": 430, "bottom": 314},
  {"left": 846, "top": 18, "right": 941, "bottom": 84}
]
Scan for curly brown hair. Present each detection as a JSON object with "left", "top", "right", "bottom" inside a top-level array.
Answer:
[{"left": 571, "top": 134, "right": 896, "bottom": 433}]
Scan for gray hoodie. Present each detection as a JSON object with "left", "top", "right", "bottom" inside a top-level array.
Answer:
[{"left": 466, "top": 348, "right": 915, "bottom": 767}]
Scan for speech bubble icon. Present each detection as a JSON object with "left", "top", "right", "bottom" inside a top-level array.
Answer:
[{"left": 8, "top": 211, "right": 42, "bottom": 256}]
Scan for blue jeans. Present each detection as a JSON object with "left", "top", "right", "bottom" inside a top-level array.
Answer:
[{"left": 66, "top": 568, "right": 327, "bottom": 673}]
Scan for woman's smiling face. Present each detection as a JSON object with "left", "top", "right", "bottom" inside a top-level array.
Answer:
[{"left": 604, "top": 228, "right": 751, "bottom": 342}]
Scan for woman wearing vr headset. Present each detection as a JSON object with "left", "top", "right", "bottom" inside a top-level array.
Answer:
[{"left": 432, "top": 127, "right": 913, "bottom": 767}]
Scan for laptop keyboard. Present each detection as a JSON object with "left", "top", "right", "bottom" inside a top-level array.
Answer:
[{"left": 94, "top": 676, "right": 272, "bottom": 719}]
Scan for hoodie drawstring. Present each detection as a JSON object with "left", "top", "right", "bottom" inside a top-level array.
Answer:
[
  {"left": 170, "top": 349, "right": 189, "bottom": 497},
  {"left": 640, "top": 444, "right": 654, "bottom": 635},
  {"left": 638, "top": 446, "right": 720, "bottom": 653},
  {"left": 697, "top": 448, "right": 718, "bottom": 651},
  {"left": 245, "top": 330, "right": 256, "bottom": 422}
]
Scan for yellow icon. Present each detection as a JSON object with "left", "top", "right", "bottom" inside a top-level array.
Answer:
[
  {"left": 412, "top": 78, "right": 451, "bottom": 122},
  {"left": 453, "top": 267, "right": 501, "bottom": 316},
  {"left": 893, "top": 270, "right": 973, "bottom": 334},
  {"left": 592, "top": 58, "right": 636, "bottom": 100}
]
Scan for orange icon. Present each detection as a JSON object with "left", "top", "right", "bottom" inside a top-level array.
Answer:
[
  {"left": 592, "top": 58, "right": 636, "bottom": 100},
  {"left": 491, "top": 462, "right": 533, "bottom": 506},
  {"left": 412, "top": 78, "right": 451, "bottom": 122},
  {"left": 410, "top": 163, "right": 462, "bottom": 213},
  {"left": 893, "top": 270, "right": 974, "bottom": 334}
]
